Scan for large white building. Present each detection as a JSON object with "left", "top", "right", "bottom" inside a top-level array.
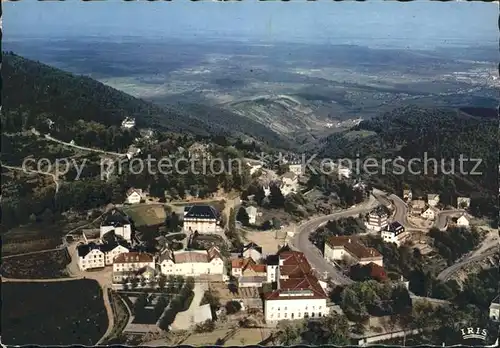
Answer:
[
  {"left": 365, "top": 206, "right": 389, "bottom": 231},
  {"left": 381, "top": 221, "right": 409, "bottom": 247},
  {"left": 100, "top": 209, "right": 132, "bottom": 242},
  {"left": 158, "top": 246, "right": 225, "bottom": 277},
  {"left": 263, "top": 250, "right": 328, "bottom": 323},
  {"left": 112, "top": 252, "right": 156, "bottom": 283},
  {"left": 77, "top": 241, "right": 130, "bottom": 271},
  {"left": 324, "top": 236, "right": 383, "bottom": 267},
  {"left": 183, "top": 205, "right": 220, "bottom": 234},
  {"left": 245, "top": 206, "right": 258, "bottom": 225}
]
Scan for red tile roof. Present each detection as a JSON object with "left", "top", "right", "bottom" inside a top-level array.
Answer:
[
  {"left": 279, "top": 251, "right": 312, "bottom": 277},
  {"left": 114, "top": 252, "right": 154, "bottom": 263},
  {"left": 264, "top": 275, "right": 327, "bottom": 301},
  {"left": 326, "top": 236, "right": 382, "bottom": 260}
]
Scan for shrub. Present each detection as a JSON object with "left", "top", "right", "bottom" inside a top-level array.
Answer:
[{"left": 225, "top": 300, "right": 242, "bottom": 315}]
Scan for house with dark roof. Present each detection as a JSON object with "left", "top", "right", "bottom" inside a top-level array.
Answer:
[
  {"left": 183, "top": 205, "right": 219, "bottom": 234},
  {"left": 381, "top": 221, "right": 409, "bottom": 246},
  {"left": 365, "top": 206, "right": 389, "bottom": 231},
  {"left": 263, "top": 250, "right": 328, "bottom": 323},
  {"left": 100, "top": 208, "right": 132, "bottom": 242}
]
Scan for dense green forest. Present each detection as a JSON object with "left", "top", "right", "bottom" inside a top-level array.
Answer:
[{"left": 318, "top": 105, "right": 498, "bottom": 224}]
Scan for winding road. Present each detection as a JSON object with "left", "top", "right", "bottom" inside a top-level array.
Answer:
[{"left": 291, "top": 187, "right": 495, "bottom": 302}]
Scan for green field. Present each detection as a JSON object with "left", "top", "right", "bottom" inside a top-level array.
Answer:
[
  {"left": 2, "top": 279, "right": 108, "bottom": 345},
  {"left": 122, "top": 204, "right": 166, "bottom": 226}
]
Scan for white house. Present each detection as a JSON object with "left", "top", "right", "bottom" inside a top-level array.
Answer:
[
  {"left": 101, "top": 243, "right": 130, "bottom": 266},
  {"left": 112, "top": 252, "right": 155, "bottom": 283},
  {"left": 457, "top": 197, "right": 471, "bottom": 209},
  {"left": 158, "top": 246, "right": 224, "bottom": 278},
  {"left": 288, "top": 163, "right": 303, "bottom": 176},
  {"left": 280, "top": 172, "right": 299, "bottom": 196},
  {"left": 77, "top": 243, "right": 105, "bottom": 271},
  {"left": 324, "top": 236, "right": 383, "bottom": 267},
  {"left": 490, "top": 296, "right": 500, "bottom": 321},
  {"left": 100, "top": 209, "right": 132, "bottom": 242},
  {"left": 365, "top": 206, "right": 388, "bottom": 232},
  {"left": 381, "top": 221, "right": 409, "bottom": 247},
  {"left": 125, "top": 188, "right": 143, "bottom": 204},
  {"left": 457, "top": 214, "right": 470, "bottom": 227},
  {"left": 245, "top": 206, "right": 258, "bottom": 225},
  {"left": 121, "top": 117, "right": 136, "bottom": 129},
  {"left": 427, "top": 194, "right": 440, "bottom": 207},
  {"left": 183, "top": 205, "right": 220, "bottom": 234},
  {"left": 421, "top": 207, "right": 436, "bottom": 220}
]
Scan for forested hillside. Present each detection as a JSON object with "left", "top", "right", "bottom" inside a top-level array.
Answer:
[
  {"left": 1, "top": 52, "right": 287, "bottom": 149},
  {"left": 318, "top": 105, "right": 498, "bottom": 222}
]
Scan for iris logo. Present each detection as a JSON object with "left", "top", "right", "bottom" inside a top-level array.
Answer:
[{"left": 460, "top": 327, "right": 488, "bottom": 341}]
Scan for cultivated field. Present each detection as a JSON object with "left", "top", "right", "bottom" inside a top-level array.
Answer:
[
  {"left": 2, "top": 223, "right": 66, "bottom": 256},
  {"left": 2, "top": 279, "right": 108, "bottom": 345},
  {"left": 1, "top": 249, "right": 70, "bottom": 279},
  {"left": 123, "top": 204, "right": 166, "bottom": 226}
]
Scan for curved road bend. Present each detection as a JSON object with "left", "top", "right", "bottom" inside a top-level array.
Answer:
[
  {"left": 292, "top": 193, "right": 381, "bottom": 285},
  {"left": 436, "top": 248, "right": 498, "bottom": 281}
]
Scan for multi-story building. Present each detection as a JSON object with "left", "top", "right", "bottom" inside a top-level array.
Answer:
[
  {"left": 158, "top": 246, "right": 224, "bottom": 277},
  {"left": 77, "top": 243, "right": 105, "bottom": 271},
  {"left": 263, "top": 250, "right": 328, "bottom": 323},
  {"left": 365, "top": 206, "right": 389, "bottom": 231},
  {"left": 100, "top": 242, "right": 130, "bottom": 266},
  {"left": 421, "top": 207, "right": 436, "bottom": 220},
  {"left": 121, "top": 117, "right": 136, "bottom": 129},
  {"left": 288, "top": 162, "right": 304, "bottom": 176},
  {"left": 100, "top": 209, "right": 132, "bottom": 242},
  {"left": 183, "top": 205, "right": 219, "bottom": 234},
  {"left": 241, "top": 242, "right": 263, "bottom": 261},
  {"left": 427, "top": 194, "right": 440, "bottom": 207},
  {"left": 324, "top": 236, "right": 383, "bottom": 267},
  {"left": 381, "top": 221, "right": 409, "bottom": 247},
  {"left": 125, "top": 188, "right": 143, "bottom": 204},
  {"left": 112, "top": 252, "right": 155, "bottom": 282}
]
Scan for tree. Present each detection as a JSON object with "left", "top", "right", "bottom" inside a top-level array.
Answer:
[
  {"left": 269, "top": 184, "right": 285, "bottom": 208},
  {"left": 158, "top": 274, "right": 167, "bottom": 291},
  {"left": 236, "top": 207, "right": 250, "bottom": 226},
  {"left": 225, "top": 300, "right": 242, "bottom": 314},
  {"left": 133, "top": 293, "right": 148, "bottom": 315},
  {"left": 154, "top": 295, "right": 169, "bottom": 318}
]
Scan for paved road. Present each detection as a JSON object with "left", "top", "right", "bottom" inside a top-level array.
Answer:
[
  {"left": 292, "top": 192, "right": 381, "bottom": 285},
  {"left": 436, "top": 248, "right": 498, "bottom": 281},
  {"left": 434, "top": 209, "right": 465, "bottom": 230}
]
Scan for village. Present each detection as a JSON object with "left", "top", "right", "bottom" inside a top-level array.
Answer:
[{"left": 56, "top": 152, "right": 497, "bottom": 346}]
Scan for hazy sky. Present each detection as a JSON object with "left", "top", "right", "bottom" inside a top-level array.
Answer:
[{"left": 5, "top": 0, "right": 497, "bottom": 48}]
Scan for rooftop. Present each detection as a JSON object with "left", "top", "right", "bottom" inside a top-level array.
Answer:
[
  {"left": 265, "top": 276, "right": 327, "bottom": 301},
  {"left": 184, "top": 205, "right": 218, "bottom": 220},
  {"left": 279, "top": 251, "right": 313, "bottom": 278},
  {"left": 369, "top": 206, "right": 388, "bottom": 218},
  {"left": 327, "top": 236, "right": 382, "bottom": 260},
  {"left": 386, "top": 221, "right": 404, "bottom": 235},
  {"left": 102, "top": 209, "right": 130, "bottom": 227}
]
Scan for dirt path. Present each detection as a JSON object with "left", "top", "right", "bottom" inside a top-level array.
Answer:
[{"left": 2, "top": 164, "right": 60, "bottom": 193}]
